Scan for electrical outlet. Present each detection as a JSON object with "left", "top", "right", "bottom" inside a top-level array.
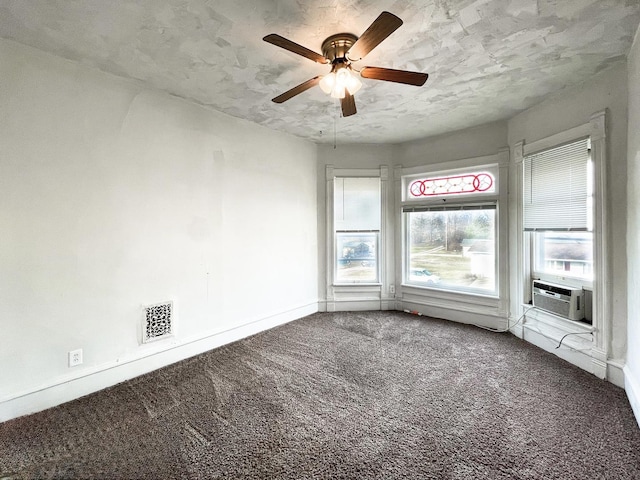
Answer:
[
  {"left": 68, "top": 348, "right": 83, "bottom": 367},
  {"left": 389, "top": 284, "right": 396, "bottom": 294}
]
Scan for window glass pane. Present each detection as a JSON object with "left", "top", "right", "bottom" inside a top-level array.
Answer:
[
  {"left": 408, "top": 171, "right": 495, "bottom": 198},
  {"left": 336, "top": 233, "right": 378, "bottom": 283},
  {"left": 335, "top": 177, "right": 381, "bottom": 230},
  {"left": 535, "top": 232, "right": 593, "bottom": 280},
  {"left": 407, "top": 209, "right": 496, "bottom": 292}
]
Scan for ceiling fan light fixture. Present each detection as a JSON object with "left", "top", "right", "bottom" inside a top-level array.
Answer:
[
  {"left": 331, "top": 84, "right": 346, "bottom": 99},
  {"left": 319, "top": 72, "right": 336, "bottom": 94},
  {"left": 320, "top": 66, "right": 361, "bottom": 99},
  {"left": 345, "top": 71, "right": 362, "bottom": 95}
]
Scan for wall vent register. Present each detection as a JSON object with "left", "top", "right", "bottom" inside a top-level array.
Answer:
[
  {"left": 142, "top": 301, "right": 174, "bottom": 343},
  {"left": 532, "top": 280, "right": 584, "bottom": 321}
]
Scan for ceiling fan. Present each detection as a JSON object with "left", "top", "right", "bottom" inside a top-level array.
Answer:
[{"left": 263, "top": 11, "right": 429, "bottom": 117}]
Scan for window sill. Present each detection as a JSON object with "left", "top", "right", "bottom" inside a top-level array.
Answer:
[
  {"left": 523, "top": 305, "right": 594, "bottom": 333},
  {"left": 402, "top": 283, "right": 498, "bottom": 300},
  {"left": 401, "top": 283, "right": 501, "bottom": 309}
]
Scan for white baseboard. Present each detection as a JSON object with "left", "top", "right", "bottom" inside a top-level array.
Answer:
[
  {"left": 400, "top": 301, "right": 506, "bottom": 330},
  {"left": 522, "top": 324, "right": 595, "bottom": 374},
  {"left": 330, "top": 300, "right": 382, "bottom": 311},
  {"left": 624, "top": 365, "right": 640, "bottom": 428},
  {"left": 0, "top": 302, "right": 318, "bottom": 423},
  {"left": 607, "top": 359, "right": 625, "bottom": 388}
]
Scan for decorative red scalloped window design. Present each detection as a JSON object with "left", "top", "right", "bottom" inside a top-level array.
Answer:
[{"left": 409, "top": 172, "right": 494, "bottom": 197}]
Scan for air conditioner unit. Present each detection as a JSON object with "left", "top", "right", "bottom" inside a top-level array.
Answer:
[{"left": 532, "top": 280, "right": 584, "bottom": 321}]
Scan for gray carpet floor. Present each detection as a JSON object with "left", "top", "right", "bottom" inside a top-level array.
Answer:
[{"left": 1, "top": 311, "right": 640, "bottom": 479}]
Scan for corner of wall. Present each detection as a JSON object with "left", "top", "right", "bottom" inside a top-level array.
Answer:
[
  {"left": 625, "top": 365, "right": 640, "bottom": 428},
  {"left": 625, "top": 20, "right": 640, "bottom": 429}
]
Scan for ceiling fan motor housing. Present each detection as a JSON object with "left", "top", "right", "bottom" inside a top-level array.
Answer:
[{"left": 322, "top": 33, "right": 358, "bottom": 63}]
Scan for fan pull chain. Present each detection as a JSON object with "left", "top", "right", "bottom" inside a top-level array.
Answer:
[{"left": 334, "top": 100, "right": 338, "bottom": 149}]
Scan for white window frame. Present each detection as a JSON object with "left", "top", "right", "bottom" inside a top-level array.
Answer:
[
  {"left": 325, "top": 166, "right": 389, "bottom": 312},
  {"left": 522, "top": 126, "right": 599, "bottom": 292},
  {"left": 524, "top": 136, "right": 595, "bottom": 288},
  {"left": 395, "top": 152, "right": 510, "bottom": 328},
  {"left": 402, "top": 165, "right": 500, "bottom": 296},
  {"left": 402, "top": 167, "right": 498, "bottom": 203},
  {"left": 512, "top": 110, "right": 608, "bottom": 378},
  {"left": 333, "top": 175, "right": 381, "bottom": 285}
]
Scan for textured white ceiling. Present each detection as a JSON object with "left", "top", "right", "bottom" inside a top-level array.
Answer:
[{"left": 1, "top": 0, "right": 639, "bottom": 144}]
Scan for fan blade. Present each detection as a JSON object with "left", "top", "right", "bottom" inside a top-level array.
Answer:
[
  {"left": 347, "top": 12, "right": 403, "bottom": 61},
  {"left": 341, "top": 92, "right": 357, "bottom": 117},
  {"left": 361, "top": 67, "right": 428, "bottom": 86},
  {"left": 263, "top": 34, "right": 328, "bottom": 64},
  {"left": 272, "top": 76, "right": 322, "bottom": 103}
]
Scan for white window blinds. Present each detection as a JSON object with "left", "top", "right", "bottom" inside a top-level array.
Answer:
[
  {"left": 523, "top": 138, "right": 590, "bottom": 231},
  {"left": 334, "top": 177, "right": 381, "bottom": 231}
]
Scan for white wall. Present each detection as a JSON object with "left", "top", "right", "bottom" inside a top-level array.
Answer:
[
  {"left": 508, "top": 62, "right": 629, "bottom": 363},
  {"left": 397, "top": 120, "right": 508, "bottom": 168},
  {"left": 0, "top": 40, "right": 318, "bottom": 421},
  {"left": 626, "top": 25, "right": 640, "bottom": 425}
]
